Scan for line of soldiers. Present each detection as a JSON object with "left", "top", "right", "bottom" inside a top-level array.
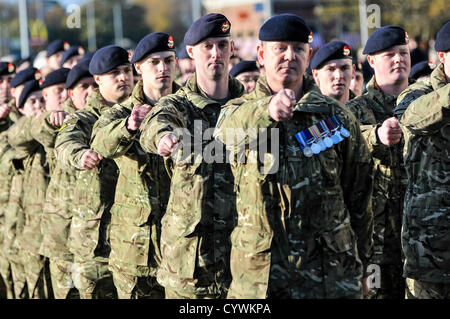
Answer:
[{"left": 0, "top": 13, "right": 448, "bottom": 299}]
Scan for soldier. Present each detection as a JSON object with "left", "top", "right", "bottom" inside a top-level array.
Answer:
[
  {"left": 395, "top": 21, "right": 450, "bottom": 299},
  {"left": 350, "top": 59, "right": 365, "bottom": 97},
  {"left": 41, "top": 68, "right": 70, "bottom": 112},
  {"left": 409, "top": 60, "right": 434, "bottom": 82},
  {"left": 60, "top": 46, "right": 85, "bottom": 69},
  {"left": 311, "top": 41, "right": 356, "bottom": 104},
  {"left": 0, "top": 62, "right": 16, "bottom": 133},
  {"left": 176, "top": 45, "right": 195, "bottom": 85},
  {"left": 215, "top": 13, "right": 373, "bottom": 299},
  {"left": 5, "top": 80, "right": 45, "bottom": 299},
  {"left": 46, "top": 40, "right": 69, "bottom": 72},
  {"left": 230, "top": 60, "right": 260, "bottom": 93},
  {"left": 54, "top": 45, "right": 133, "bottom": 299},
  {"left": 346, "top": 26, "right": 413, "bottom": 299},
  {"left": 91, "top": 32, "right": 179, "bottom": 299},
  {"left": 139, "top": 13, "right": 244, "bottom": 299}
]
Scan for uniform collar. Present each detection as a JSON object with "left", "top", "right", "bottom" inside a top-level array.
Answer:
[
  {"left": 430, "top": 63, "right": 448, "bottom": 90},
  {"left": 62, "top": 97, "right": 77, "bottom": 113}
]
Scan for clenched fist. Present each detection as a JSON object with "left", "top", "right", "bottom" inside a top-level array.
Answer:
[
  {"left": 127, "top": 104, "right": 152, "bottom": 132},
  {"left": 0, "top": 104, "right": 11, "bottom": 119},
  {"left": 377, "top": 117, "right": 402, "bottom": 146},
  {"left": 268, "top": 88, "right": 296, "bottom": 122},
  {"left": 80, "top": 149, "right": 103, "bottom": 170},
  {"left": 157, "top": 133, "right": 178, "bottom": 157},
  {"left": 49, "top": 111, "right": 67, "bottom": 127}
]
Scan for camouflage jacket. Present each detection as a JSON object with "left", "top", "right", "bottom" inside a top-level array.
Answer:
[
  {"left": 54, "top": 89, "right": 119, "bottom": 262},
  {"left": 346, "top": 76, "right": 414, "bottom": 266},
  {"left": 397, "top": 64, "right": 450, "bottom": 283},
  {"left": 37, "top": 98, "right": 78, "bottom": 261},
  {"left": 90, "top": 80, "right": 176, "bottom": 277},
  {"left": 216, "top": 75, "right": 373, "bottom": 299},
  {"left": 7, "top": 115, "right": 49, "bottom": 255},
  {"left": 0, "top": 98, "right": 21, "bottom": 134},
  {"left": 0, "top": 132, "right": 15, "bottom": 249},
  {"left": 139, "top": 73, "right": 244, "bottom": 295}
]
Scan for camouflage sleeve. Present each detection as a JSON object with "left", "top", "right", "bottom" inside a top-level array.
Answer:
[
  {"left": 400, "top": 84, "right": 450, "bottom": 135},
  {"left": 139, "top": 96, "right": 187, "bottom": 154},
  {"left": 7, "top": 115, "right": 39, "bottom": 159},
  {"left": 30, "top": 111, "right": 59, "bottom": 150},
  {"left": 91, "top": 106, "right": 135, "bottom": 158},
  {"left": 394, "top": 82, "right": 433, "bottom": 120},
  {"left": 54, "top": 114, "right": 89, "bottom": 170},
  {"left": 339, "top": 110, "right": 374, "bottom": 270}
]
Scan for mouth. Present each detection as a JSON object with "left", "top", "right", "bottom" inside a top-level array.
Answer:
[
  {"left": 118, "top": 84, "right": 129, "bottom": 89},
  {"left": 156, "top": 75, "right": 170, "bottom": 80},
  {"left": 392, "top": 66, "right": 406, "bottom": 72}
]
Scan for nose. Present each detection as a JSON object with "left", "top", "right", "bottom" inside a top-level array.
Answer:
[
  {"left": 159, "top": 61, "right": 168, "bottom": 73},
  {"left": 284, "top": 46, "right": 296, "bottom": 61},
  {"left": 211, "top": 44, "right": 220, "bottom": 59},
  {"left": 333, "top": 68, "right": 344, "bottom": 80}
]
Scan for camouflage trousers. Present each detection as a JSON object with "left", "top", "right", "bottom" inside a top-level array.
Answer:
[
  {"left": 9, "top": 258, "right": 28, "bottom": 299},
  {"left": 72, "top": 257, "right": 117, "bottom": 299},
  {"left": 0, "top": 253, "right": 14, "bottom": 299},
  {"left": 406, "top": 278, "right": 450, "bottom": 299},
  {"left": 22, "top": 251, "right": 52, "bottom": 299},
  {"left": 165, "top": 288, "right": 225, "bottom": 299},
  {"left": 365, "top": 263, "right": 405, "bottom": 299},
  {"left": 49, "top": 258, "right": 79, "bottom": 299}
]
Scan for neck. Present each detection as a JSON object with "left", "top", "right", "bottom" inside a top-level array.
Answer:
[
  {"left": 196, "top": 73, "right": 229, "bottom": 100},
  {"left": 143, "top": 82, "right": 172, "bottom": 106},
  {"left": 336, "top": 90, "right": 350, "bottom": 104},
  {"left": 375, "top": 77, "right": 409, "bottom": 97}
]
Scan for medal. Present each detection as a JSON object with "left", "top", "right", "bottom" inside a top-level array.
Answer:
[{"left": 295, "top": 131, "right": 313, "bottom": 157}]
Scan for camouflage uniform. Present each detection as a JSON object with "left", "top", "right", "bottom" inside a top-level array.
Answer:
[
  {"left": 34, "top": 98, "right": 80, "bottom": 299},
  {"left": 54, "top": 89, "right": 118, "bottom": 299},
  {"left": 90, "top": 80, "right": 178, "bottom": 298},
  {"left": 0, "top": 99, "right": 20, "bottom": 134},
  {"left": 396, "top": 63, "right": 450, "bottom": 299},
  {"left": 7, "top": 115, "right": 51, "bottom": 299},
  {"left": 216, "top": 75, "right": 373, "bottom": 299},
  {"left": 139, "top": 73, "right": 244, "bottom": 298},
  {"left": 346, "top": 76, "right": 415, "bottom": 299}
]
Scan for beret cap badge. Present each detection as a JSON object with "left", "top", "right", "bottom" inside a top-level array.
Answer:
[
  {"left": 8, "top": 63, "right": 14, "bottom": 73},
  {"left": 168, "top": 36, "right": 174, "bottom": 49},
  {"left": 221, "top": 21, "right": 230, "bottom": 33},
  {"left": 343, "top": 45, "right": 350, "bottom": 56},
  {"left": 34, "top": 70, "right": 42, "bottom": 80},
  {"left": 308, "top": 32, "right": 313, "bottom": 43},
  {"left": 64, "top": 41, "right": 70, "bottom": 50},
  {"left": 405, "top": 31, "right": 409, "bottom": 44}
]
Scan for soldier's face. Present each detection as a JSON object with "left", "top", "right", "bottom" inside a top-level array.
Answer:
[
  {"left": 188, "top": 37, "right": 233, "bottom": 81},
  {"left": 236, "top": 71, "right": 260, "bottom": 93},
  {"left": 21, "top": 91, "right": 44, "bottom": 116},
  {"left": 350, "top": 71, "right": 364, "bottom": 96},
  {"left": 62, "top": 55, "right": 83, "bottom": 69},
  {"left": 68, "top": 76, "right": 96, "bottom": 110},
  {"left": 437, "top": 51, "right": 450, "bottom": 80},
  {"left": 47, "top": 51, "right": 64, "bottom": 70},
  {"left": 43, "top": 83, "right": 68, "bottom": 111},
  {"left": 135, "top": 51, "right": 177, "bottom": 91},
  {"left": 312, "top": 59, "right": 354, "bottom": 100},
  {"left": 368, "top": 45, "right": 411, "bottom": 84},
  {"left": 178, "top": 58, "right": 195, "bottom": 83},
  {"left": 258, "top": 41, "right": 311, "bottom": 90},
  {"left": 95, "top": 64, "right": 133, "bottom": 104},
  {"left": 0, "top": 75, "right": 11, "bottom": 104}
]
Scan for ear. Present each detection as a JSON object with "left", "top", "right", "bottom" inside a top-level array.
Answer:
[
  {"left": 437, "top": 51, "right": 445, "bottom": 64},
  {"left": 351, "top": 64, "right": 356, "bottom": 80},
  {"left": 230, "top": 40, "right": 235, "bottom": 55},
  {"left": 134, "top": 62, "right": 143, "bottom": 75},
  {"left": 94, "top": 75, "right": 101, "bottom": 86},
  {"left": 257, "top": 43, "right": 265, "bottom": 66},
  {"left": 311, "top": 69, "right": 320, "bottom": 86},
  {"left": 42, "top": 88, "right": 48, "bottom": 102},
  {"left": 67, "top": 88, "right": 74, "bottom": 99},
  {"left": 307, "top": 47, "right": 313, "bottom": 65},
  {"left": 186, "top": 45, "right": 195, "bottom": 60},
  {"left": 367, "top": 55, "right": 375, "bottom": 68}
]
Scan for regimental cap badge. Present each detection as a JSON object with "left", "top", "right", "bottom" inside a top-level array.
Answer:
[
  {"left": 34, "top": 70, "right": 42, "bottom": 80},
  {"left": 168, "top": 35, "right": 174, "bottom": 49},
  {"left": 64, "top": 41, "right": 70, "bottom": 50},
  {"left": 343, "top": 45, "right": 351, "bottom": 56},
  {"left": 405, "top": 31, "right": 409, "bottom": 44},
  {"left": 221, "top": 21, "right": 230, "bottom": 33},
  {"left": 8, "top": 62, "right": 15, "bottom": 73},
  {"left": 308, "top": 32, "right": 313, "bottom": 43},
  {"left": 128, "top": 50, "right": 133, "bottom": 62},
  {"left": 428, "top": 60, "right": 437, "bottom": 69},
  {"left": 78, "top": 46, "right": 85, "bottom": 55}
]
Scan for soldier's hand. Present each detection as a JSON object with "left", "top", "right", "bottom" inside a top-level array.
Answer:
[
  {"left": 127, "top": 104, "right": 152, "bottom": 132},
  {"left": 49, "top": 111, "right": 67, "bottom": 127},
  {"left": 377, "top": 117, "right": 402, "bottom": 146},
  {"left": 0, "top": 104, "right": 11, "bottom": 119},
  {"left": 268, "top": 88, "right": 296, "bottom": 122},
  {"left": 80, "top": 149, "right": 103, "bottom": 170},
  {"left": 157, "top": 133, "right": 178, "bottom": 157}
]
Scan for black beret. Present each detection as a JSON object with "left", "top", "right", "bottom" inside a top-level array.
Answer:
[
  {"left": 89, "top": 45, "right": 130, "bottom": 75},
  {"left": 184, "top": 13, "right": 231, "bottom": 46},
  {"left": 10, "top": 67, "right": 38, "bottom": 88},
  {"left": 230, "top": 60, "right": 259, "bottom": 77},
  {"left": 18, "top": 80, "right": 40, "bottom": 108},
  {"left": 409, "top": 60, "right": 433, "bottom": 80},
  {"left": 47, "top": 39, "right": 69, "bottom": 57},
  {"left": 0, "top": 62, "right": 15, "bottom": 76},
  {"left": 435, "top": 21, "right": 450, "bottom": 52},
  {"left": 259, "top": 14, "right": 312, "bottom": 43},
  {"left": 310, "top": 41, "right": 352, "bottom": 69},
  {"left": 177, "top": 45, "right": 190, "bottom": 60},
  {"left": 131, "top": 33, "right": 175, "bottom": 63},
  {"left": 40, "top": 68, "right": 70, "bottom": 89},
  {"left": 363, "top": 26, "right": 409, "bottom": 55},
  {"left": 60, "top": 46, "right": 85, "bottom": 67},
  {"left": 66, "top": 60, "right": 92, "bottom": 89}
]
